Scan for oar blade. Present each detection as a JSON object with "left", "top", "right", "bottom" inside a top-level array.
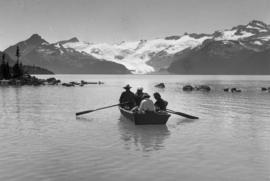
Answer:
[
  {"left": 167, "top": 109, "right": 199, "bottom": 119},
  {"left": 76, "top": 110, "right": 94, "bottom": 116},
  {"left": 174, "top": 112, "right": 199, "bottom": 119}
]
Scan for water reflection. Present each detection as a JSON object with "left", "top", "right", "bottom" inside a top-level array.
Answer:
[
  {"left": 175, "top": 118, "right": 198, "bottom": 125},
  {"left": 76, "top": 117, "right": 94, "bottom": 122},
  {"left": 118, "top": 116, "right": 170, "bottom": 153}
]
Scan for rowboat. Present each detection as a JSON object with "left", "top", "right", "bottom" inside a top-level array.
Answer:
[{"left": 119, "top": 107, "right": 171, "bottom": 125}]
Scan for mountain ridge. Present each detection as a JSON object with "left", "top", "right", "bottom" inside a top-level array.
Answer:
[
  {"left": 4, "top": 35, "right": 130, "bottom": 74},
  {"left": 3, "top": 20, "right": 270, "bottom": 74}
]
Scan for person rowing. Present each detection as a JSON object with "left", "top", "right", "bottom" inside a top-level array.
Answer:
[
  {"left": 119, "top": 84, "right": 136, "bottom": 110},
  {"left": 153, "top": 92, "right": 168, "bottom": 111}
]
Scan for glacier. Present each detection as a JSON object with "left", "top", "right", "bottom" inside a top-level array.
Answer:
[
  {"left": 57, "top": 20, "right": 270, "bottom": 74},
  {"left": 62, "top": 35, "right": 212, "bottom": 74}
]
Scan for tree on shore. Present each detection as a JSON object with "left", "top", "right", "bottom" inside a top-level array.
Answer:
[
  {"left": 13, "top": 46, "right": 23, "bottom": 78},
  {"left": 0, "top": 53, "right": 11, "bottom": 80},
  {"left": 5, "top": 61, "right": 11, "bottom": 79},
  {"left": 0, "top": 54, "right": 5, "bottom": 79}
]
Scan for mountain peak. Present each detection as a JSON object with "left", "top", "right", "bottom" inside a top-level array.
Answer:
[
  {"left": 26, "top": 34, "right": 48, "bottom": 45},
  {"left": 58, "top": 37, "right": 79, "bottom": 45},
  {"left": 247, "top": 20, "right": 268, "bottom": 29},
  {"left": 29, "top": 33, "right": 42, "bottom": 39},
  {"left": 68, "top": 37, "right": 79, "bottom": 42}
]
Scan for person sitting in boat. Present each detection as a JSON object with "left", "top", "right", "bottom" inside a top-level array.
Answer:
[
  {"left": 138, "top": 93, "right": 155, "bottom": 113},
  {"left": 119, "top": 84, "right": 136, "bottom": 110},
  {"left": 153, "top": 92, "right": 168, "bottom": 111},
  {"left": 134, "top": 87, "right": 144, "bottom": 106}
]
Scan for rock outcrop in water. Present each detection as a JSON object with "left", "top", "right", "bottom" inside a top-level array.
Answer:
[
  {"left": 0, "top": 75, "right": 58, "bottom": 86},
  {"left": 0, "top": 75, "right": 104, "bottom": 87},
  {"left": 261, "top": 87, "right": 270, "bottom": 92},
  {"left": 195, "top": 85, "right": 211, "bottom": 91},
  {"left": 155, "top": 83, "right": 165, "bottom": 88},
  {"left": 223, "top": 88, "right": 242, "bottom": 93},
  {"left": 183, "top": 85, "right": 194, "bottom": 91},
  {"left": 61, "top": 80, "right": 104, "bottom": 87}
]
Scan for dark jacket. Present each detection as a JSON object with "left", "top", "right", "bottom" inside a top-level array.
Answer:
[
  {"left": 134, "top": 92, "right": 144, "bottom": 106},
  {"left": 119, "top": 90, "right": 136, "bottom": 109},
  {"left": 154, "top": 98, "right": 168, "bottom": 111}
]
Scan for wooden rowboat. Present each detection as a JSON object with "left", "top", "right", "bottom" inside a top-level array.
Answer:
[{"left": 119, "top": 107, "right": 171, "bottom": 125}]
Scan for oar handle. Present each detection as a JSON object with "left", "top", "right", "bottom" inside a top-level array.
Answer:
[{"left": 166, "top": 109, "right": 199, "bottom": 119}]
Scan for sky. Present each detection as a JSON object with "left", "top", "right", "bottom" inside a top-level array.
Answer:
[{"left": 0, "top": 0, "right": 270, "bottom": 50}]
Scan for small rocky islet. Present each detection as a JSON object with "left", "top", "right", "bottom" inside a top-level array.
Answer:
[
  {"left": 155, "top": 83, "right": 165, "bottom": 88},
  {"left": 0, "top": 75, "right": 104, "bottom": 87}
]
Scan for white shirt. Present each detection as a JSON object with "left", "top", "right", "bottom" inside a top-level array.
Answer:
[{"left": 138, "top": 98, "right": 155, "bottom": 112}]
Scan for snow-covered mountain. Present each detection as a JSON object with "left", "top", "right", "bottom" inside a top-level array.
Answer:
[
  {"left": 4, "top": 34, "right": 130, "bottom": 74},
  {"left": 56, "top": 20, "right": 270, "bottom": 74},
  {"left": 168, "top": 20, "right": 270, "bottom": 74},
  {"left": 4, "top": 20, "right": 270, "bottom": 74},
  {"left": 212, "top": 20, "right": 270, "bottom": 47},
  {"left": 61, "top": 35, "right": 211, "bottom": 74}
]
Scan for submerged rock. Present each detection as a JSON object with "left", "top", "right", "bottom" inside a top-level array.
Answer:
[
  {"left": 196, "top": 85, "right": 211, "bottom": 91},
  {"left": 183, "top": 85, "right": 194, "bottom": 91},
  {"left": 47, "top": 77, "right": 56, "bottom": 82},
  {"left": 183, "top": 84, "right": 211, "bottom": 92},
  {"left": 47, "top": 77, "right": 61, "bottom": 85},
  {"left": 62, "top": 83, "right": 75, "bottom": 87},
  {"left": 70, "top": 81, "right": 80, "bottom": 86},
  {"left": 80, "top": 80, "right": 104, "bottom": 85},
  {"left": 231, "top": 88, "right": 242, "bottom": 93},
  {"left": 224, "top": 87, "right": 242, "bottom": 93}
]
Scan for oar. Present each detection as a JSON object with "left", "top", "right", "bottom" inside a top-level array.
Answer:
[
  {"left": 76, "top": 102, "right": 127, "bottom": 116},
  {"left": 166, "top": 109, "right": 199, "bottom": 119}
]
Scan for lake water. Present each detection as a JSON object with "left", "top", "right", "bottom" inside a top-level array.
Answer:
[{"left": 0, "top": 75, "right": 270, "bottom": 181}]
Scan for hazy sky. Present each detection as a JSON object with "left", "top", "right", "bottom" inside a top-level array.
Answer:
[{"left": 0, "top": 0, "right": 270, "bottom": 50}]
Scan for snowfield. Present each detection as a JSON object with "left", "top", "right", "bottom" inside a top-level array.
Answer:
[
  {"left": 58, "top": 20, "right": 270, "bottom": 74},
  {"left": 259, "top": 35, "right": 270, "bottom": 41},
  {"left": 63, "top": 35, "right": 211, "bottom": 74},
  {"left": 215, "top": 30, "right": 254, "bottom": 41}
]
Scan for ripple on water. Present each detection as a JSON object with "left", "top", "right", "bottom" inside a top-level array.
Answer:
[{"left": 0, "top": 75, "right": 270, "bottom": 181}]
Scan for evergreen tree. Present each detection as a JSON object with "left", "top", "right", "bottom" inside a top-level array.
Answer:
[
  {"left": 13, "top": 62, "right": 20, "bottom": 78},
  {"left": 13, "top": 46, "right": 23, "bottom": 78},
  {"left": 5, "top": 61, "right": 11, "bottom": 79},
  {"left": 19, "top": 62, "right": 24, "bottom": 77},
  {"left": 0, "top": 53, "right": 5, "bottom": 79},
  {"left": 0, "top": 53, "right": 11, "bottom": 79},
  {"left": 16, "top": 45, "right": 20, "bottom": 61}
]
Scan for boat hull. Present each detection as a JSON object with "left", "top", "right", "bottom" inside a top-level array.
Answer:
[{"left": 119, "top": 107, "right": 170, "bottom": 125}]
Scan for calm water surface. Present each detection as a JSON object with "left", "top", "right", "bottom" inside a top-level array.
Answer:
[{"left": 0, "top": 75, "right": 270, "bottom": 181}]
